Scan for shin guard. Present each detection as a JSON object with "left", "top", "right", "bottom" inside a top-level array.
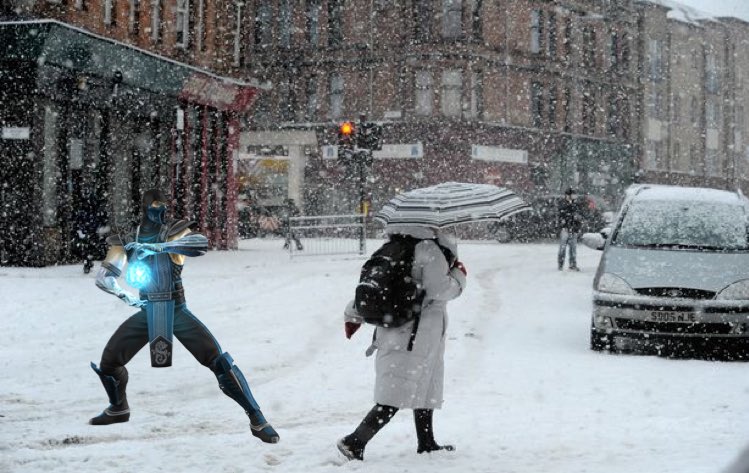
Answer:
[{"left": 212, "top": 352, "right": 279, "bottom": 443}]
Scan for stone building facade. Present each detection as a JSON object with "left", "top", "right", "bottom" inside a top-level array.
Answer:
[
  {"left": 636, "top": 1, "right": 749, "bottom": 193},
  {"left": 241, "top": 0, "right": 641, "bottom": 214}
]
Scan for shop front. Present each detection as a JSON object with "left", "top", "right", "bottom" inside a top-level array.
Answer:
[{"left": 0, "top": 20, "right": 260, "bottom": 266}]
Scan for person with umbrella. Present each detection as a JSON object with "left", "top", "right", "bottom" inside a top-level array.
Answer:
[{"left": 337, "top": 182, "right": 529, "bottom": 461}]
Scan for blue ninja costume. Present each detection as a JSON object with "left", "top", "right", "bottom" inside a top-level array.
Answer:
[{"left": 90, "top": 189, "right": 279, "bottom": 444}]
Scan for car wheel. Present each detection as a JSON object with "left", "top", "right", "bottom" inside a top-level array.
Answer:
[
  {"left": 590, "top": 326, "right": 612, "bottom": 352},
  {"left": 493, "top": 225, "right": 512, "bottom": 243}
]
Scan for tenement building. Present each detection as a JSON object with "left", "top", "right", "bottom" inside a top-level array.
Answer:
[{"left": 240, "top": 0, "right": 641, "bottom": 214}]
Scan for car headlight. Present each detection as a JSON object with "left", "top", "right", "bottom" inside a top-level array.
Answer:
[
  {"left": 716, "top": 279, "right": 749, "bottom": 300},
  {"left": 597, "top": 273, "right": 635, "bottom": 295}
]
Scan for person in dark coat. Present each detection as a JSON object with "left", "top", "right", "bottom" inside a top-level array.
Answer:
[
  {"left": 558, "top": 187, "right": 583, "bottom": 271},
  {"left": 281, "top": 198, "right": 303, "bottom": 251},
  {"left": 75, "top": 186, "right": 107, "bottom": 274}
]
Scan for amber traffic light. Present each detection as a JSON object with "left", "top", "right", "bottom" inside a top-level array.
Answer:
[{"left": 338, "top": 121, "right": 356, "bottom": 149}]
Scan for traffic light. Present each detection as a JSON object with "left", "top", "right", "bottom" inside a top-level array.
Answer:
[
  {"left": 338, "top": 121, "right": 356, "bottom": 149},
  {"left": 357, "top": 122, "right": 383, "bottom": 151}
]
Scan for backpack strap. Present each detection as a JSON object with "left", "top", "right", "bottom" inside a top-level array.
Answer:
[{"left": 407, "top": 315, "right": 420, "bottom": 352}]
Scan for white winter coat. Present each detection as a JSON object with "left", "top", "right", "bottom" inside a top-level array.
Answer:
[{"left": 345, "top": 226, "right": 466, "bottom": 410}]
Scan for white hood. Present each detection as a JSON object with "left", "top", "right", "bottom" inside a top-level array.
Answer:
[{"left": 385, "top": 225, "right": 458, "bottom": 258}]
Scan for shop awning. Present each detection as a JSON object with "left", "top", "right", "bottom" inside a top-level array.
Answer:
[{"left": 0, "top": 19, "right": 266, "bottom": 111}]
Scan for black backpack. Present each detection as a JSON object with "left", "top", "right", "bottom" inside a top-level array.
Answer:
[{"left": 354, "top": 235, "right": 425, "bottom": 328}]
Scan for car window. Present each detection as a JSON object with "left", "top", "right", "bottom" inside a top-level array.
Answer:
[{"left": 613, "top": 200, "right": 749, "bottom": 250}]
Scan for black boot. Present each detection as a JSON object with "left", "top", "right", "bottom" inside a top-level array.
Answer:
[
  {"left": 90, "top": 363, "right": 130, "bottom": 425},
  {"left": 414, "top": 409, "right": 455, "bottom": 454},
  {"left": 337, "top": 404, "right": 398, "bottom": 461},
  {"left": 83, "top": 259, "right": 93, "bottom": 274}
]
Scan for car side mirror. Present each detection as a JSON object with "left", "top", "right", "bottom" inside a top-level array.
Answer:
[
  {"left": 600, "top": 227, "right": 611, "bottom": 239},
  {"left": 581, "top": 232, "right": 606, "bottom": 251}
]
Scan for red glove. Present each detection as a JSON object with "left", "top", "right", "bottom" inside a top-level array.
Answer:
[
  {"left": 453, "top": 260, "right": 467, "bottom": 276},
  {"left": 345, "top": 321, "right": 361, "bottom": 339}
]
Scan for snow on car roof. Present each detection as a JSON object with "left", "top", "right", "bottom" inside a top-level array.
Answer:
[{"left": 631, "top": 185, "right": 745, "bottom": 205}]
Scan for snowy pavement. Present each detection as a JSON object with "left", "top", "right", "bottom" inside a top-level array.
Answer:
[{"left": 2, "top": 239, "right": 748, "bottom": 473}]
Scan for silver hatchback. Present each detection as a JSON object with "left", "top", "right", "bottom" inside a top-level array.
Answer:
[{"left": 584, "top": 185, "right": 749, "bottom": 358}]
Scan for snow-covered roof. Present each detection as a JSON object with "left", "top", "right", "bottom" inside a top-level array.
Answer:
[
  {"left": 640, "top": 0, "right": 720, "bottom": 26},
  {"left": 628, "top": 184, "right": 745, "bottom": 205}
]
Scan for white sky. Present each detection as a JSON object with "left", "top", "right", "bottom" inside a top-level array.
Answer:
[{"left": 674, "top": 0, "right": 749, "bottom": 22}]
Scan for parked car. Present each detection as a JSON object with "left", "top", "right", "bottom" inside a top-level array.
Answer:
[
  {"left": 583, "top": 184, "right": 749, "bottom": 359},
  {"left": 489, "top": 194, "right": 611, "bottom": 243}
]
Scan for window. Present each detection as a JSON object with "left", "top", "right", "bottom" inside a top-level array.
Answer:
[
  {"left": 42, "top": 106, "right": 58, "bottom": 227},
  {"left": 689, "top": 145, "right": 698, "bottom": 173},
  {"left": 196, "top": 0, "right": 206, "bottom": 51},
  {"left": 706, "top": 100, "right": 720, "bottom": 128},
  {"left": 415, "top": 70, "right": 434, "bottom": 116},
  {"left": 607, "top": 94, "right": 618, "bottom": 137},
  {"left": 74, "top": 0, "right": 85, "bottom": 10},
  {"left": 649, "top": 88, "right": 663, "bottom": 120},
  {"left": 706, "top": 55, "right": 719, "bottom": 93},
  {"left": 442, "top": 0, "right": 462, "bottom": 40},
  {"left": 649, "top": 39, "right": 663, "bottom": 82},
  {"left": 467, "top": 71, "right": 483, "bottom": 119},
  {"left": 583, "top": 27, "right": 596, "bottom": 68},
  {"left": 414, "top": 2, "right": 433, "bottom": 42},
  {"left": 441, "top": 70, "right": 462, "bottom": 117},
  {"left": 328, "top": 0, "right": 343, "bottom": 47},
  {"left": 548, "top": 85, "right": 557, "bottom": 129},
  {"left": 547, "top": 12, "right": 556, "bottom": 57},
  {"left": 104, "top": 0, "right": 115, "bottom": 26},
  {"left": 232, "top": 1, "right": 244, "bottom": 66},
  {"left": 609, "top": 31, "right": 619, "bottom": 70},
  {"left": 621, "top": 33, "right": 630, "bottom": 70},
  {"left": 329, "top": 73, "right": 344, "bottom": 119},
  {"left": 563, "top": 17, "right": 572, "bottom": 60},
  {"left": 255, "top": 3, "right": 272, "bottom": 49},
  {"left": 531, "top": 81, "right": 543, "bottom": 128},
  {"left": 279, "top": 0, "right": 292, "bottom": 48},
  {"left": 175, "top": 0, "right": 189, "bottom": 48},
  {"left": 470, "top": 0, "right": 482, "bottom": 41},
  {"left": 672, "top": 94, "right": 681, "bottom": 123},
  {"left": 279, "top": 78, "right": 296, "bottom": 121},
  {"left": 691, "top": 96, "right": 699, "bottom": 126},
  {"left": 128, "top": 0, "right": 139, "bottom": 35},
  {"left": 620, "top": 96, "right": 630, "bottom": 139},
  {"left": 582, "top": 90, "right": 595, "bottom": 135},
  {"left": 563, "top": 87, "right": 572, "bottom": 132},
  {"left": 306, "top": 0, "right": 321, "bottom": 46},
  {"left": 305, "top": 76, "right": 318, "bottom": 121},
  {"left": 531, "top": 10, "right": 542, "bottom": 54},
  {"left": 150, "top": 0, "right": 162, "bottom": 42}
]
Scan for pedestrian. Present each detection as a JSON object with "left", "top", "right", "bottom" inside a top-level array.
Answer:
[
  {"left": 89, "top": 188, "right": 279, "bottom": 444},
  {"left": 337, "top": 225, "right": 467, "bottom": 461},
  {"left": 75, "top": 185, "right": 106, "bottom": 274},
  {"left": 558, "top": 187, "right": 583, "bottom": 271},
  {"left": 281, "top": 198, "right": 303, "bottom": 251}
]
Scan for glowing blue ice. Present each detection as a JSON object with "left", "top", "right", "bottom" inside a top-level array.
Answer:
[{"left": 125, "top": 261, "right": 151, "bottom": 289}]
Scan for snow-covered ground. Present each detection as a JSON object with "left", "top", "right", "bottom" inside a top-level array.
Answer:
[{"left": 2, "top": 239, "right": 748, "bottom": 473}]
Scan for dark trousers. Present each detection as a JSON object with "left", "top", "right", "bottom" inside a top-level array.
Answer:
[{"left": 99, "top": 304, "right": 222, "bottom": 373}]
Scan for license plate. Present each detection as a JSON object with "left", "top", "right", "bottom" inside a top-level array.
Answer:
[{"left": 649, "top": 311, "right": 697, "bottom": 323}]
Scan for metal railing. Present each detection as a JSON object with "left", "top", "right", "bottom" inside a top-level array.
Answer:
[{"left": 286, "top": 214, "right": 366, "bottom": 257}]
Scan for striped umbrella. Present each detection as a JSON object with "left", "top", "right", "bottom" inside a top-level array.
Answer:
[{"left": 374, "top": 182, "right": 531, "bottom": 228}]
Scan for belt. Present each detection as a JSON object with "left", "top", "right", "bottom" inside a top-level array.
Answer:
[{"left": 143, "top": 287, "right": 185, "bottom": 302}]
